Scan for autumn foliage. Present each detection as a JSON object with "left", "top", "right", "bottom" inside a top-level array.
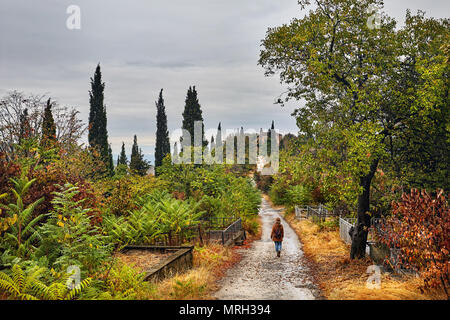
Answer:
[
  {"left": 0, "top": 152, "right": 101, "bottom": 223},
  {"left": 27, "top": 163, "right": 101, "bottom": 223},
  {"left": 380, "top": 189, "right": 449, "bottom": 297},
  {"left": 0, "top": 153, "right": 21, "bottom": 201}
]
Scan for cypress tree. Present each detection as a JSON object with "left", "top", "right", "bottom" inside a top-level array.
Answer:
[
  {"left": 88, "top": 63, "right": 113, "bottom": 176},
  {"left": 130, "top": 135, "right": 140, "bottom": 171},
  {"left": 41, "top": 98, "right": 57, "bottom": 148},
  {"left": 237, "top": 126, "right": 245, "bottom": 164},
  {"left": 19, "top": 108, "right": 30, "bottom": 143},
  {"left": 267, "top": 121, "right": 275, "bottom": 156},
  {"left": 210, "top": 136, "right": 215, "bottom": 151},
  {"left": 215, "top": 122, "right": 222, "bottom": 146},
  {"left": 181, "top": 86, "right": 206, "bottom": 149},
  {"left": 129, "top": 135, "right": 150, "bottom": 176},
  {"left": 215, "top": 122, "right": 223, "bottom": 163},
  {"left": 172, "top": 142, "right": 179, "bottom": 163},
  {"left": 118, "top": 142, "right": 127, "bottom": 165},
  {"left": 108, "top": 144, "right": 114, "bottom": 172},
  {"left": 154, "top": 89, "right": 170, "bottom": 171}
]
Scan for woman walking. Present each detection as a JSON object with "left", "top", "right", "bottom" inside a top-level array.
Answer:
[{"left": 271, "top": 217, "right": 284, "bottom": 257}]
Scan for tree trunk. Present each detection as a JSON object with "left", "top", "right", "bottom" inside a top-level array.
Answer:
[{"left": 350, "top": 159, "right": 379, "bottom": 259}]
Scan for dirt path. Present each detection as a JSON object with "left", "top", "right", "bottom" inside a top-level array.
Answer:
[{"left": 213, "top": 197, "right": 320, "bottom": 300}]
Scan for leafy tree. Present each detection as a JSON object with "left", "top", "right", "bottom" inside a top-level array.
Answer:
[
  {"left": 129, "top": 135, "right": 150, "bottom": 176},
  {"left": 0, "top": 91, "right": 85, "bottom": 161},
  {"left": 154, "top": 89, "right": 170, "bottom": 172},
  {"left": 385, "top": 28, "right": 450, "bottom": 191},
  {"left": 259, "top": 0, "right": 449, "bottom": 258},
  {"left": 88, "top": 64, "right": 113, "bottom": 176}
]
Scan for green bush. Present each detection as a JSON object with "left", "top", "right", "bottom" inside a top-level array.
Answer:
[
  {"left": 93, "top": 261, "right": 156, "bottom": 300},
  {"left": 102, "top": 191, "right": 203, "bottom": 246},
  {"left": 98, "top": 175, "right": 171, "bottom": 216},
  {"left": 36, "top": 184, "right": 112, "bottom": 275},
  {"left": 286, "top": 184, "right": 313, "bottom": 206},
  {"left": 158, "top": 161, "right": 261, "bottom": 220},
  {"left": 268, "top": 181, "right": 289, "bottom": 205}
]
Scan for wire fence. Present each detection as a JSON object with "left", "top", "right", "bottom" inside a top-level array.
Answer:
[
  {"left": 338, "top": 217, "right": 384, "bottom": 245},
  {"left": 295, "top": 204, "right": 339, "bottom": 222},
  {"left": 293, "top": 204, "right": 411, "bottom": 272},
  {"left": 339, "top": 217, "right": 357, "bottom": 245}
]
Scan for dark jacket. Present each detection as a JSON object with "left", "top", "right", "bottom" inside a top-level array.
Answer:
[{"left": 271, "top": 223, "right": 284, "bottom": 242}]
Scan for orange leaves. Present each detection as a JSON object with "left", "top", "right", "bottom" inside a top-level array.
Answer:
[{"left": 380, "top": 189, "right": 449, "bottom": 296}]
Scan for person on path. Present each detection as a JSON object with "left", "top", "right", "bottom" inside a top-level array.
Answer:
[{"left": 271, "top": 217, "right": 284, "bottom": 257}]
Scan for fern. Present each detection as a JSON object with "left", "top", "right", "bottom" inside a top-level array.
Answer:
[
  {"left": 0, "top": 175, "right": 44, "bottom": 257},
  {"left": 0, "top": 264, "right": 92, "bottom": 300}
]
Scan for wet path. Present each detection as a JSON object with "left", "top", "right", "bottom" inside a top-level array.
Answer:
[{"left": 213, "top": 197, "right": 319, "bottom": 300}]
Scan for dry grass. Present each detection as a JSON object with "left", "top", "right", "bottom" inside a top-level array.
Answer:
[
  {"left": 283, "top": 212, "right": 447, "bottom": 300},
  {"left": 115, "top": 250, "right": 171, "bottom": 272}
]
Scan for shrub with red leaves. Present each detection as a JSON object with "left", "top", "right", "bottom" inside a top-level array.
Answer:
[
  {"left": 380, "top": 189, "right": 449, "bottom": 297},
  {"left": 0, "top": 153, "right": 21, "bottom": 216},
  {"left": 0, "top": 153, "right": 101, "bottom": 224},
  {"left": 27, "top": 163, "right": 102, "bottom": 224}
]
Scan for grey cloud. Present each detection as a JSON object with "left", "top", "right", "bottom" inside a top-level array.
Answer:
[{"left": 1, "top": 0, "right": 448, "bottom": 163}]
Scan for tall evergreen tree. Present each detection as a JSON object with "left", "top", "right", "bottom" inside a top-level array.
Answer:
[
  {"left": 108, "top": 144, "right": 114, "bottom": 172},
  {"left": 88, "top": 64, "right": 113, "bottom": 176},
  {"left": 210, "top": 136, "right": 215, "bottom": 151},
  {"left": 173, "top": 142, "right": 179, "bottom": 158},
  {"left": 129, "top": 135, "right": 150, "bottom": 176},
  {"left": 267, "top": 120, "right": 275, "bottom": 156},
  {"left": 19, "top": 108, "right": 30, "bottom": 143},
  {"left": 181, "top": 86, "right": 206, "bottom": 149},
  {"left": 118, "top": 142, "right": 127, "bottom": 165},
  {"left": 41, "top": 98, "right": 56, "bottom": 148},
  {"left": 154, "top": 89, "right": 170, "bottom": 171},
  {"left": 215, "top": 122, "right": 223, "bottom": 163}
]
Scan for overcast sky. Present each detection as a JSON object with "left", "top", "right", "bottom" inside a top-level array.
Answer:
[{"left": 0, "top": 0, "right": 448, "bottom": 162}]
